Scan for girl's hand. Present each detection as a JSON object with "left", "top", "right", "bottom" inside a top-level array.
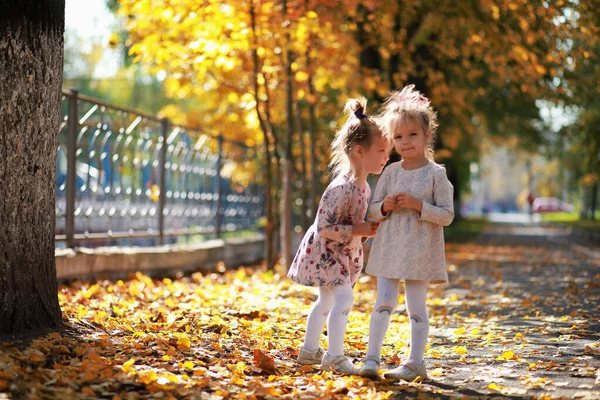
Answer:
[
  {"left": 352, "top": 221, "right": 380, "bottom": 237},
  {"left": 395, "top": 192, "right": 423, "bottom": 212},
  {"left": 382, "top": 195, "right": 398, "bottom": 215}
]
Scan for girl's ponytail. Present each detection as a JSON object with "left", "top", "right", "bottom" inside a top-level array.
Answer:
[{"left": 329, "top": 97, "right": 381, "bottom": 177}]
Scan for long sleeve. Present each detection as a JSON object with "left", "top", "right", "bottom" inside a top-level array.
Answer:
[
  {"left": 368, "top": 167, "right": 391, "bottom": 221},
  {"left": 315, "top": 183, "right": 353, "bottom": 244},
  {"left": 418, "top": 167, "right": 454, "bottom": 226}
]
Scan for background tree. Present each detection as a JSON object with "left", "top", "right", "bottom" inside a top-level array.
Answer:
[
  {"left": 115, "top": 0, "right": 360, "bottom": 268},
  {"left": 554, "top": 2, "right": 600, "bottom": 219},
  {"left": 113, "top": 0, "right": 599, "bottom": 255},
  {"left": 350, "top": 0, "right": 593, "bottom": 217},
  {"left": 0, "top": 0, "right": 65, "bottom": 333}
]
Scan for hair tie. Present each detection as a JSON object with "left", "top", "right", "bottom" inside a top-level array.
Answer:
[{"left": 354, "top": 110, "right": 369, "bottom": 120}]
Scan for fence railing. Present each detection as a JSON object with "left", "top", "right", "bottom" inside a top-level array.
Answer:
[{"left": 56, "top": 89, "right": 264, "bottom": 248}]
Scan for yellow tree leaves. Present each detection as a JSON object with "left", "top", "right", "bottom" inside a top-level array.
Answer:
[
  {"left": 117, "top": 0, "right": 360, "bottom": 148},
  {"left": 113, "top": 0, "right": 599, "bottom": 173}
]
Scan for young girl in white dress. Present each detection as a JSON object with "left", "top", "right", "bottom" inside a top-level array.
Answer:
[{"left": 359, "top": 85, "right": 454, "bottom": 381}]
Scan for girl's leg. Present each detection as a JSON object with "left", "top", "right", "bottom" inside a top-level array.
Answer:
[
  {"left": 366, "top": 277, "right": 401, "bottom": 360},
  {"left": 303, "top": 286, "right": 334, "bottom": 351},
  {"left": 326, "top": 285, "right": 354, "bottom": 357},
  {"left": 404, "top": 279, "right": 429, "bottom": 363}
]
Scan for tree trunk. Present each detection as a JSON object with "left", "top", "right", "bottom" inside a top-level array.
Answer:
[
  {"left": 0, "top": 0, "right": 65, "bottom": 333},
  {"left": 249, "top": 0, "right": 274, "bottom": 270},
  {"left": 280, "top": 0, "right": 293, "bottom": 269},
  {"left": 295, "top": 104, "right": 309, "bottom": 231},
  {"left": 305, "top": 44, "right": 319, "bottom": 222},
  {"left": 263, "top": 74, "right": 281, "bottom": 264},
  {"left": 587, "top": 133, "right": 598, "bottom": 220},
  {"left": 590, "top": 182, "right": 598, "bottom": 221}
]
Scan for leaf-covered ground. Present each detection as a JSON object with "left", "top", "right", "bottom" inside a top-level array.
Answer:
[{"left": 1, "top": 223, "right": 599, "bottom": 399}]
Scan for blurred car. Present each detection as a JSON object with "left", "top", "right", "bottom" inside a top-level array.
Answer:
[{"left": 532, "top": 197, "right": 575, "bottom": 213}]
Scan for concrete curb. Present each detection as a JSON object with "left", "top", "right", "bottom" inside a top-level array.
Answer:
[{"left": 55, "top": 235, "right": 265, "bottom": 281}]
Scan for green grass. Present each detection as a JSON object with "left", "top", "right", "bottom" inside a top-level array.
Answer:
[
  {"left": 444, "top": 217, "right": 488, "bottom": 242},
  {"left": 540, "top": 212, "right": 581, "bottom": 223},
  {"left": 540, "top": 211, "right": 600, "bottom": 233}
]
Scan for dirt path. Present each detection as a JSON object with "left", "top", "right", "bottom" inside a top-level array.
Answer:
[{"left": 399, "top": 222, "right": 600, "bottom": 399}]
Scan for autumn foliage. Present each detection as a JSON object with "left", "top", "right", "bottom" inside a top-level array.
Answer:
[
  {"left": 1, "top": 236, "right": 599, "bottom": 398},
  {"left": 108, "top": 0, "right": 600, "bottom": 250},
  {"left": 113, "top": 0, "right": 597, "bottom": 151}
]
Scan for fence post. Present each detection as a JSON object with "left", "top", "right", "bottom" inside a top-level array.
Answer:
[
  {"left": 65, "top": 89, "right": 78, "bottom": 249},
  {"left": 158, "top": 119, "right": 169, "bottom": 245},
  {"left": 215, "top": 134, "right": 224, "bottom": 238}
]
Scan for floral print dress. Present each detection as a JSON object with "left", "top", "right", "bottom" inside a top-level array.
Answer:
[{"left": 288, "top": 174, "right": 370, "bottom": 287}]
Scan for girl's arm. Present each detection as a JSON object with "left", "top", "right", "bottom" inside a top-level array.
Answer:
[
  {"left": 315, "top": 183, "right": 353, "bottom": 244},
  {"left": 368, "top": 167, "right": 391, "bottom": 220},
  {"left": 418, "top": 168, "right": 454, "bottom": 226}
]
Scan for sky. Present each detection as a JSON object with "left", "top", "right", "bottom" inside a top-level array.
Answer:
[{"left": 65, "top": 0, "right": 120, "bottom": 78}]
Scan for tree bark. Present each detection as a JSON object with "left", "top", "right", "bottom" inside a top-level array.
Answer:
[
  {"left": 263, "top": 74, "right": 281, "bottom": 263},
  {"left": 249, "top": 0, "right": 274, "bottom": 270},
  {"left": 281, "top": 0, "right": 293, "bottom": 268},
  {"left": 590, "top": 182, "right": 598, "bottom": 221},
  {"left": 305, "top": 40, "right": 319, "bottom": 222},
  {"left": 295, "top": 103, "right": 309, "bottom": 231},
  {"left": 0, "top": 0, "right": 65, "bottom": 333}
]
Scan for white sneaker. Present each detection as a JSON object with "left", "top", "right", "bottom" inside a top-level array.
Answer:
[
  {"left": 383, "top": 361, "right": 428, "bottom": 381},
  {"left": 320, "top": 353, "right": 358, "bottom": 375},
  {"left": 297, "top": 346, "right": 325, "bottom": 365},
  {"left": 359, "top": 355, "right": 381, "bottom": 380}
]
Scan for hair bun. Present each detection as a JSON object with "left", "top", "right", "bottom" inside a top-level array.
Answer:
[
  {"left": 344, "top": 97, "right": 368, "bottom": 119},
  {"left": 354, "top": 109, "right": 369, "bottom": 120}
]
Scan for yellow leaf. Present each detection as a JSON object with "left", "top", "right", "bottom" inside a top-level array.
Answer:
[
  {"left": 535, "top": 65, "right": 547, "bottom": 75},
  {"left": 161, "top": 372, "right": 180, "bottom": 383},
  {"left": 108, "top": 33, "right": 120, "bottom": 48},
  {"left": 488, "top": 382, "right": 504, "bottom": 391},
  {"left": 454, "top": 327, "right": 466, "bottom": 335},
  {"left": 453, "top": 346, "right": 467, "bottom": 355},
  {"left": 181, "top": 361, "right": 194, "bottom": 369},
  {"left": 122, "top": 358, "right": 136, "bottom": 374},
  {"left": 138, "top": 370, "right": 158, "bottom": 384},
  {"left": 173, "top": 333, "right": 191, "bottom": 351},
  {"left": 295, "top": 71, "right": 309, "bottom": 82},
  {"left": 491, "top": 5, "right": 500, "bottom": 19},
  {"left": 496, "top": 351, "right": 517, "bottom": 361}
]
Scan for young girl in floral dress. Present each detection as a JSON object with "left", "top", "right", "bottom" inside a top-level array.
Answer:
[{"left": 288, "top": 98, "right": 390, "bottom": 375}]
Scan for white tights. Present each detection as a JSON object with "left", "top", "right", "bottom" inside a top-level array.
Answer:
[
  {"left": 366, "top": 278, "right": 429, "bottom": 363},
  {"left": 303, "top": 285, "right": 354, "bottom": 357}
]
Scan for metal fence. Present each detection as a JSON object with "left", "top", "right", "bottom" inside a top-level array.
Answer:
[{"left": 55, "top": 89, "right": 264, "bottom": 248}]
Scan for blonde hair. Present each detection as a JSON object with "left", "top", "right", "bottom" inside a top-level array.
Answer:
[
  {"left": 379, "top": 84, "right": 438, "bottom": 160},
  {"left": 329, "top": 97, "right": 383, "bottom": 177}
]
